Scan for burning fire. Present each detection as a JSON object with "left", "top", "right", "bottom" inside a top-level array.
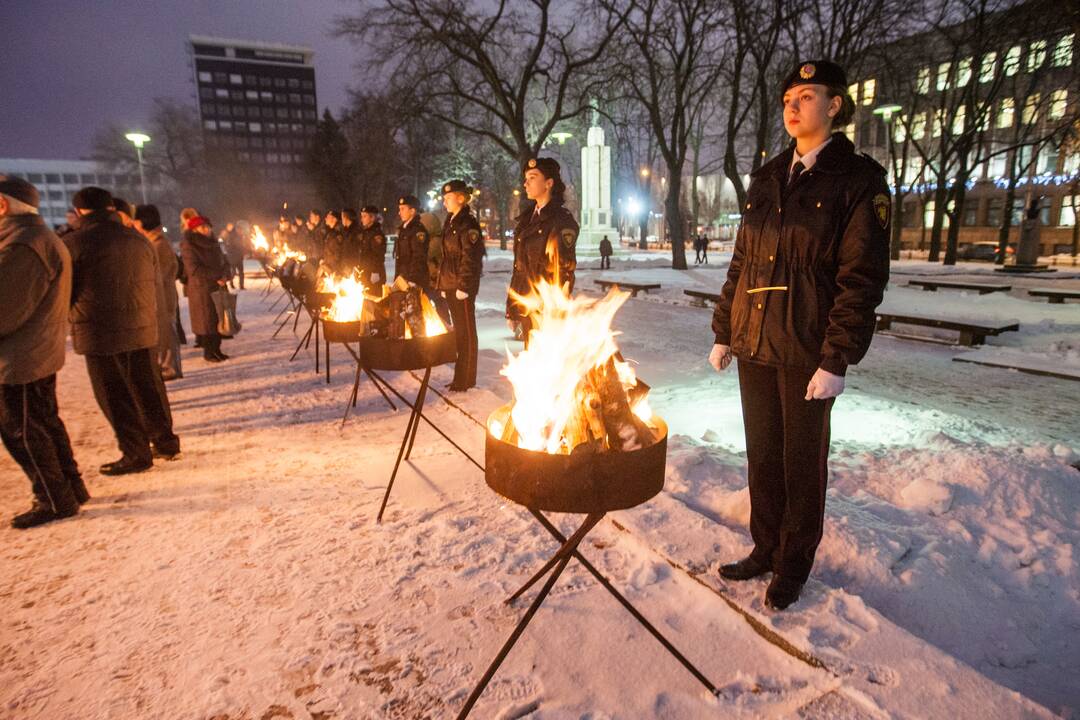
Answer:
[
  {"left": 491, "top": 278, "right": 658, "bottom": 455},
  {"left": 270, "top": 243, "right": 306, "bottom": 267},
  {"left": 320, "top": 274, "right": 367, "bottom": 322},
  {"left": 251, "top": 225, "right": 269, "bottom": 252},
  {"left": 404, "top": 290, "right": 448, "bottom": 338}
]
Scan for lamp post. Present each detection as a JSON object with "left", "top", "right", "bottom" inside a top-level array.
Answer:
[
  {"left": 872, "top": 104, "right": 903, "bottom": 260},
  {"left": 124, "top": 132, "right": 151, "bottom": 204}
]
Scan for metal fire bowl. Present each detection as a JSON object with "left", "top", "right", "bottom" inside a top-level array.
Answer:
[
  {"left": 357, "top": 330, "right": 458, "bottom": 371},
  {"left": 484, "top": 404, "right": 667, "bottom": 514},
  {"left": 305, "top": 291, "right": 336, "bottom": 312},
  {"left": 322, "top": 319, "right": 364, "bottom": 344}
]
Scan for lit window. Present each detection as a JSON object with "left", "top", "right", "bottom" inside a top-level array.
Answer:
[
  {"left": 1061, "top": 196, "right": 1079, "bottom": 226},
  {"left": 219, "top": 120, "right": 232, "bottom": 131},
  {"left": 932, "top": 110, "right": 943, "bottom": 137},
  {"left": 1027, "top": 40, "right": 1047, "bottom": 72},
  {"left": 250, "top": 122, "right": 262, "bottom": 132},
  {"left": 957, "top": 57, "right": 972, "bottom": 86},
  {"left": 912, "top": 112, "right": 927, "bottom": 139},
  {"left": 229, "top": 74, "right": 242, "bottom": 85},
  {"left": 861, "top": 78, "right": 875, "bottom": 106},
  {"left": 997, "top": 98, "right": 1015, "bottom": 128},
  {"left": 848, "top": 83, "right": 859, "bottom": 103},
  {"left": 1004, "top": 46, "right": 1021, "bottom": 76},
  {"left": 1050, "top": 89, "right": 1068, "bottom": 119},
  {"left": 261, "top": 91, "right": 272, "bottom": 101},
  {"left": 1054, "top": 34, "right": 1074, "bottom": 66},
  {"left": 894, "top": 115, "right": 908, "bottom": 143},
  {"left": 937, "top": 62, "right": 951, "bottom": 91},
  {"left": 203, "top": 120, "right": 217, "bottom": 130},
  {"left": 916, "top": 66, "right": 930, "bottom": 94},
  {"left": 198, "top": 71, "right": 211, "bottom": 83},
  {"left": 1022, "top": 93, "right": 1040, "bottom": 124},
  {"left": 215, "top": 88, "right": 228, "bottom": 98},
  {"left": 953, "top": 105, "right": 966, "bottom": 134},
  {"left": 979, "top": 52, "right": 997, "bottom": 83},
  {"left": 246, "top": 90, "right": 258, "bottom": 100}
]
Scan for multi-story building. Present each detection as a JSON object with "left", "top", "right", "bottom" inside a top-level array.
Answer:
[
  {"left": 188, "top": 35, "right": 318, "bottom": 186},
  {"left": 0, "top": 157, "right": 151, "bottom": 229},
  {"left": 849, "top": 3, "right": 1078, "bottom": 256}
]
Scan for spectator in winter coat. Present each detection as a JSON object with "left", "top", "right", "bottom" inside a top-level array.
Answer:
[
  {"left": 67, "top": 186, "right": 180, "bottom": 477},
  {"left": 180, "top": 215, "right": 230, "bottom": 362},
  {"left": 135, "top": 204, "right": 182, "bottom": 381},
  {"left": 0, "top": 175, "right": 87, "bottom": 528}
]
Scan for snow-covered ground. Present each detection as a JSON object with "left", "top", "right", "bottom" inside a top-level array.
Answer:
[{"left": 1, "top": 252, "right": 1077, "bottom": 719}]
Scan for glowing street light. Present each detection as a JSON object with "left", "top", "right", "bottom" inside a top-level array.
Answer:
[
  {"left": 124, "top": 132, "right": 151, "bottom": 204},
  {"left": 639, "top": 167, "right": 651, "bottom": 179},
  {"left": 551, "top": 131, "right": 573, "bottom": 145}
]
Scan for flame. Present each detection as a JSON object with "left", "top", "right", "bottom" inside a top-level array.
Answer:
[
  {"left": 251, "top": 225, "right": 269, "bottom": 252},
  {"left": 499, "top": 278, "right": 655, "bottom": 454},
  {"left": 321, "top": 274, "right": 366, "bottom": 322},
  {"left": 270, "top": 242, "right": 306, "bottom": 267},
  {"left": 403, "top": 290, "right": 449, "bottom": 338}
]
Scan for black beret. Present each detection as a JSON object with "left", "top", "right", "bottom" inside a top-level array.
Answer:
[
  {"left": 0, "top": 175, "right": 40, "bottom": 208},
  {"left": 441, "top": 179, "right": 471, "bottom": 195},
  {"left": 397, "top": 194, "right": 420, "bottom": 209},
  {"left": 360, "top": 205, "right": 380, "bottom": 215},
  {"left": 325, "top": 209, "right": 340, "bottom": 219},
  {"left": 524, "top": 157, "right": 561, "bottom": 180},
  {"left": 72, "top": 186, "right": 114, "bottom": 212},
  {"left": 781, "top": 60, "right": 848, "bottom": 99}
]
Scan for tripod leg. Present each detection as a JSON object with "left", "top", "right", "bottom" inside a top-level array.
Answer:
[
  {"left": 506, "top": 512, "right": 605, "bottom": 604},
  {"left": 404, "top": 367, "right": 432, "bottom": 460},
  {"left": 456, "top": 530, "right": 585, "bottom": 720},
  {"left": 341, "top": 360, "right": 363, "bottom": 427},
  {"left": 289, "top": 322, "right": 314, "bottom": 361},
  {"left": 315, "top": 319, "right": 320, "bottom": 373},
  {"left": 325, "top": 335, "right": 331, "bottom": 384}
]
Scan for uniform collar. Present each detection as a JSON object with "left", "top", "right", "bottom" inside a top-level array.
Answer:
[
  {"left": 753, "top": 132, "right": 854, "bottom": 180},
  {"left": 791, "top": 137, "right": 832, "bottom": 173}
]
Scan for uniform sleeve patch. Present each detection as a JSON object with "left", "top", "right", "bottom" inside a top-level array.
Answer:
[
  {"left": 466, "top": 229, "right": 481, "bottom": 244},
  {"left": 417, "top": 231, "right": 427, "bottom": 242},
  {"left": 873, "top": 193, "right": 890, "bottom": 229},
  {"left": 560, "top": 228, "right": 576, "bottom": 248}
]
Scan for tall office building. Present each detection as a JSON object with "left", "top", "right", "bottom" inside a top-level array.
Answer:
[{"left": 188, "top": 35, "right": 318, "bottom": 186}]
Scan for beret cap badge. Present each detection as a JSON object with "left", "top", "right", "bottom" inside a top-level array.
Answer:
[
  {"left": 528, "top": 159, "right": 537, "bottom": 168},
  {"left": 799, "top": 63, "right": 816, "bottom": 79}
]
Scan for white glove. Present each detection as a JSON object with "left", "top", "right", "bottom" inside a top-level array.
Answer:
[
  {"left": 371, "top": 274, "right": 381, "bottom": 283},
  {"left": 805, "top": 368, "right": 845, "bottom": 400},
  {"left": 455, "top": 289, "right": 468, "bottom": 300},
  {"left": 709, "top": 343, "right": 732, "bottom": 372}
]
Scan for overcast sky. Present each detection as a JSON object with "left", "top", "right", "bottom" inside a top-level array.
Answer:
[{"left": 1, "top": 0, "right": 363, "bottom": 160}]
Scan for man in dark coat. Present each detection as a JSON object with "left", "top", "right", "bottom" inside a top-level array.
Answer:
[
  {"left": 358, "top": 205, "right": 387, "bottom": 294},
  {"left": 181, "top": 215, "right": 230, "bottom": 362},
  {"left": 306, "top": 210, "right": 327, "bottom": 262},
  {"left": 506, "top": 157, "right": 579, "bottom": 345},
  {"left": 436, "top": 181, "right": 485, "bottom": 391},
  {"left": 599, "top": 234, "right": 613, "bottom": 269},
  {"left": 339, "top": 208, "right": 362, "bottom": 274},
  {"left": 320, "top": 210, "right": 346, "bottom": 276},
  {"left": 0, "top": 176, "right": 86, "bottom": 528},
  {"left": 67, "top": 186, "right": 180, "bottom": 476},
  {"left": 222, "top": 221, "right": 247, "bottom": 290},
  {"left": 135, "top": 205, "right": 182, "bottom": 381},
  {"left": 710, "top": 60, "right": 889, "bottom": 610}
]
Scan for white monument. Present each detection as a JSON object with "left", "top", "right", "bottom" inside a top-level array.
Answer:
[{"left": 579, "top": 111, "right": 615, "bottom": 253}]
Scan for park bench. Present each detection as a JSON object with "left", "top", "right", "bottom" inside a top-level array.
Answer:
[
  {"left": 1026, "top": 288, "right": 1080, "bottom": 304},
  {"left": 875, "top": 312, "right": 1019, "bottom": 347},
  {"left": 952, "top": 353, "right": 1080, "bottom": 381},
  {"left": 683, "top": 289, "right": 722, "bottom": 307},
  {"left": 906, "top": 279, "right": 1012, "bottom": 294},
  {"left": 594, "top": 279, "right": 661, "bottom": 297}
]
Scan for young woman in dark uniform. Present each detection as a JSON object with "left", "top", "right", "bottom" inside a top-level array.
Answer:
[
  {"left": 710, "top": 60, "right": 891, "bottom": 610},
  {"left": 436, "top": 180, "right": 485, "bottom": 392}
]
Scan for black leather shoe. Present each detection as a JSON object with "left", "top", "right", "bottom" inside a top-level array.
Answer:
[
  {"left": 718, "top": 556, "right": 770, "bottom": 581},
  {"left": 12, "top": 501, "right": 77, "bottom": 529},
  {"left": 152, "top": 446, "right": 180, "bottom": 461},
  {"left": 100, "top": 457, "right": 152, "bottom": 476},
  {"left": 764, "top": 575, "right": 804, "bottom": 610}
]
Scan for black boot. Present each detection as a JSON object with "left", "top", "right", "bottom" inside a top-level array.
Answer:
[
  {"left": 69, "top": 476, "right": 91, "bottom": 505},
  {"left": 100, "top": 457, "right": 152, "bottom": 476},
  {"left": 718, "top": 556, "right": 770, "bottom": 581},
  {"left": 12, "top": 499, "right": 78, "bottom": 529},
  {"left": 764, "top": 575, "right": 804, "bottom": 610}
]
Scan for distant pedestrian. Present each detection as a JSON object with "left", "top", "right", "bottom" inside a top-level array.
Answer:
[
  {"left": 222, "top": 221, "right": 247, "bottom": 290},
  {"left": 599, "top": 234, "right": 613, "bottom": 270},
  {"left": 181, "top": 214, "right": 231, "bottom": 362},
  {"left": 135, "top": 204, "right": 183, "bottom": 381}
]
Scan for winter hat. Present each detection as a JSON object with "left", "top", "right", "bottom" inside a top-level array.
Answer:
[
  {"left": 397, "top": 194, "right": 420, "bottom": 209},
  {"left": 186, "top": 215, "right": 211, "bottom": 231},
  {"left": 0, "top": 175, "right": 40, "bottom": 208},
  {"left": 441, "top": 180, "right": 471, "bottom": 196},
  {"left": 72, "top": 186, "right": 114, "bottom": 212},
  {"left": 523, "top": 157, "right": 561, "bottom": 180}
]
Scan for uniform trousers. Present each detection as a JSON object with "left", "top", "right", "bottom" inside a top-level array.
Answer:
[
  {"left": 445, "top": 293, "right": 478, "bottom": 388},
  {"left": 0, "top": 375, "right": 81, "bottom": 511},
  {"left": 737, "top": 359, "right": 834, "bottom": 582},
  {"left": 85, "top": 348, "right": 179, "bottom": 464}
]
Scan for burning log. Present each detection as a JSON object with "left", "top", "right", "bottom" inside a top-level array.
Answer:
[{"left": 589, "top": 358, "right": 655, "bottom": 452}]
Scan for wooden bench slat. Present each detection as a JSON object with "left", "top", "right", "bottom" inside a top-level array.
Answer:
[
  {"left": 683, "top": 289, "right": 722, "bottom": 307},
  {"left": 907, "top": 280, "right": 1012, "bottom": 294},
  {"left": 1027, "top": 288, "right": 1080, "bottom": 303},
  {"left": 875, "top": 312, "right": 1019, "bottom": 347},
  {"left": 594, "top": 279, "right": 661, "bottom": 297}
]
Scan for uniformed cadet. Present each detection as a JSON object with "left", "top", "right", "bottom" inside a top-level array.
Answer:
[
  {"left": 393, "top": 195, "right": 430, "bottom": 286},
  {"left": 340, "top": 208, "right": 361, "bottom": 274},
  {"left": 436, "top": 180, "right": 484, "bottom": 391},
  {"left": 506, "top": 157, "right": 579, "bottom": 345},
  {"left": 710, "top": 60, "right": 890, "bottom": 610},
  {"left": 321, "top": 209, "right": 345, "bottom": 275},
  {"left": 357, "top": 205, "right": 387, "bottom": 294}
]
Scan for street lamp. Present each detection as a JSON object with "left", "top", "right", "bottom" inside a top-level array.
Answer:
[
  {"left": 551, "top": 131, "right": 573, "bottom": 145},
  {"left": 639, "top": 166, "right": 650, "bottom": 179},
  {"left": 124, "top": 132, "right": 151, "bottom": 204}
]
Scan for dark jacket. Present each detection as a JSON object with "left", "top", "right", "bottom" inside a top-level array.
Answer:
[
  {"left": 321, "top": 224, "right": 347, "bottom": 275},
  {"left": 436, "top": 207, "right": 484, "bottom": 296},
  {"left": 340, "top": 223, "right": 361, "bottom": 273},
  {"left": 308, "top": 222, "right": 328, "bottom": 260},
  {"left": 394, "top": 215, "right": 430, "bottom": 286},
  {"left": 222, "top": 228, "right": 246, "bottom": 264},
  {"left": 712, "top": 133, "right": 890, "bottom": 376},
  {"left": 181, "top": 230, "right": 229, "bottom": 335},
  {"left": 146, "top": 228, "right": 179, "bottom": 342},
  {"left": 507, "top": 201, "right": 578, "bottom": 319},
  {"left": 358, "top": 222, "right": 387, "bottom": 286},
  {"left": 0, "top": 214, "right": 72, "bottom": 384},
  {"left": 65, "top": 211, "right": 159, "bottom": 356},
  {"left": 599, "top": 237, "right": 613, "bottom": 256}
]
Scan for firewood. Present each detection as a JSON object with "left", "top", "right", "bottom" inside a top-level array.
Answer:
[
  {"left": 593, "top": 357, "right": 656, "bottom": 451},
  {"left": 499, "top": 413, "right": 518, "bottom": 445},
  {"left": 402, "top": 287, "right": 426, "bottom": 338}
]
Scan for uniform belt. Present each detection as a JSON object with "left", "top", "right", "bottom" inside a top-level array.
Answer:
[{"left": 746, "top": 285, "right": 788, "bottom": 294}]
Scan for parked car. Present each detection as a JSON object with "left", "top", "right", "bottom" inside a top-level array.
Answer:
[{"left": 957, "top": 241, "right": 1016, "bottom": 262}]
